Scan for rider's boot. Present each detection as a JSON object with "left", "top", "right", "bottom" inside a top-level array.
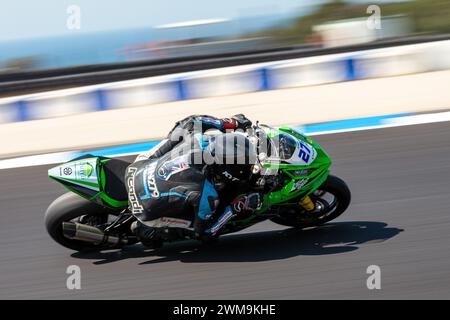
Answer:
[{"left": 131, "top": 221, "right": 163, "bottom": 249}]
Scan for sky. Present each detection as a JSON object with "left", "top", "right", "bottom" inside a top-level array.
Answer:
[{"left": 0, "top": 0, "right": 407, "bottom": 41}]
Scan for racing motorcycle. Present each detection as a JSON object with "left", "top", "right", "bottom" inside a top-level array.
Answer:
[{"left": 45, "top": 123, "right": 351, "bottom": 251}]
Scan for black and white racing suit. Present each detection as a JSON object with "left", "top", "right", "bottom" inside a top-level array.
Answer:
[{"left": 125, "top": 114, "right": 262, "bottom": 242}]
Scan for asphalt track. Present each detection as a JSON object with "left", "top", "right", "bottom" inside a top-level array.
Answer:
[{"left": 1, "top": 122, "right": 450, "bottom": 299}]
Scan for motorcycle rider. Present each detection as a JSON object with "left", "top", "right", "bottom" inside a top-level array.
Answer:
[{"left": 127, "top": 114, "right": 265, "bottom": 246}]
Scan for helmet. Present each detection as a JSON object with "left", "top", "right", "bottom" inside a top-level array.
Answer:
[{"left": 206, "top": 133, "right": 258, "bottom": 182}]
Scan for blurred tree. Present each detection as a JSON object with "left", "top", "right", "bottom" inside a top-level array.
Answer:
[
  {"left": 260, "top": 0, "right": 450, "bottom": 45},
  {"left": 2, "top": 57, "right": 38, "bottom": 74}
]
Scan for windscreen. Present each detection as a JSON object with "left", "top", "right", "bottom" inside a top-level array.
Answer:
[{"left": 271, "top": 133, "right": 297, "bottom": 160}]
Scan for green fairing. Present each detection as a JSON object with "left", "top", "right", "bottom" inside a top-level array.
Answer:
[
  {"left": 264, "top": 126, "right": 331, "bottom": 206},
  {"left": 98, "top": 159, "right": 128, "bottom": 207},
  {"left": 48, "top": 157, "right": 128, "bottom": 209},
  {"left": 226, "top": 126, "right": 332, "bottom": 229}
]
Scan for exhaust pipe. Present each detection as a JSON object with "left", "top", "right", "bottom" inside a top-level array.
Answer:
[{"left": 62, "top": 222, "right": 127, "bottom": 246}]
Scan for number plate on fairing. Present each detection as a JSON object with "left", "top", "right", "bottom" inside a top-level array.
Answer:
[{"left": 294, "top": 140, "right": 317, "bottom": 165}]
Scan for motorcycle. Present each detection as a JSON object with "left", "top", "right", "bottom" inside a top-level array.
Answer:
[{"left": 45, "top": 123, "right": 351, "bottom": 251}]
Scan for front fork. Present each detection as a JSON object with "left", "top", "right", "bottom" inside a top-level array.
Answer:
[
  {"left": 259, "top": 193, "right": 316, "bottom": 214},
  {"left": 298, "top": 196, "right": 315, "bottom": 211}
]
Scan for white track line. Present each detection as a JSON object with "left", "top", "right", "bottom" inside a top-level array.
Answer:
[
  {"left": 307, "top": 111, "right": 450, "bottom": 136},
  {"left": 1, "top": 111, "right": 450, "bottom": 170},
  {"left": 0, "top": 151, "right": 78, "bottom": 170}
]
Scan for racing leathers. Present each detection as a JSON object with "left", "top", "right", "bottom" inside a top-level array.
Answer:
[
  {"left": 134, "top": 114, "right": 252, "bottom": 162},
  {"left": 126, "top": 114, "right": 263, "bottom": 244}
]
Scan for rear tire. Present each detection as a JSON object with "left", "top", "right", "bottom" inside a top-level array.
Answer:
[
  {"left": 270, "top": 175, "right": 351, "bottom": 229},
  {"left": 45, "top": 192, "right": 113, "bottom": 251}
]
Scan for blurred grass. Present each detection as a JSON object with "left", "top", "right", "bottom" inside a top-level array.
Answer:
[{"left": 262, "top": 0, "right": 450, "bottom": 44}]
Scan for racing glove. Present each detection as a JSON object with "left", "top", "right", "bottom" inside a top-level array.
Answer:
[
  {"left": 231, "top": 193, "right": 263, "bottom": 214},
  {"left": 223, "top": 113, "right": 252, "bottom": 130}
]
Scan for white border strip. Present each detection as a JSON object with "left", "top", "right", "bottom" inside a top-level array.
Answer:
[{"left": 1, "top": 110, "right": 450, "bottom": 170}]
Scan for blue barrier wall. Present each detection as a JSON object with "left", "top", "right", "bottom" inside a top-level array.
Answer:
[{"left": 0, "top": 40, "right": 449, "bottom": 123}]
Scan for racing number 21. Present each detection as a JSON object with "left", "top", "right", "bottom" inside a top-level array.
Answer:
[{"left": 299, "top": 142, "right": 312, "bottom": 163}]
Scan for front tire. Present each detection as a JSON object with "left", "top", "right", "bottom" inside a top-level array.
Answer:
[
  {"left": 271, "top": 175, "right": 351, "bottom": 229},
  {"left": 45, "top": 192, "right": 113, "bottom": 251}
]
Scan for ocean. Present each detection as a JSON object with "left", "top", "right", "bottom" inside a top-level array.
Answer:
[{"left": 0, "top": 14, "right": 295, "bottom": 70}]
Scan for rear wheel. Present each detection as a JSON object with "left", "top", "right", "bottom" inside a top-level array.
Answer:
[
  {"left": 270, "top": 175, "right": 351, "bottom": 229},
  {"left": 45, "top": 192, "right": 118, "bottom": 251}
]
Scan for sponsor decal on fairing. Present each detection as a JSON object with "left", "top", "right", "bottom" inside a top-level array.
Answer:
[{"left": 290, "top": 179, "right": 309, "bottom": 192}]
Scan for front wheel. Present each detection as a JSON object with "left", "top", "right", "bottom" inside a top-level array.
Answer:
[{"left": 270, "top": 175, "right": 351, "bottom": 229}]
